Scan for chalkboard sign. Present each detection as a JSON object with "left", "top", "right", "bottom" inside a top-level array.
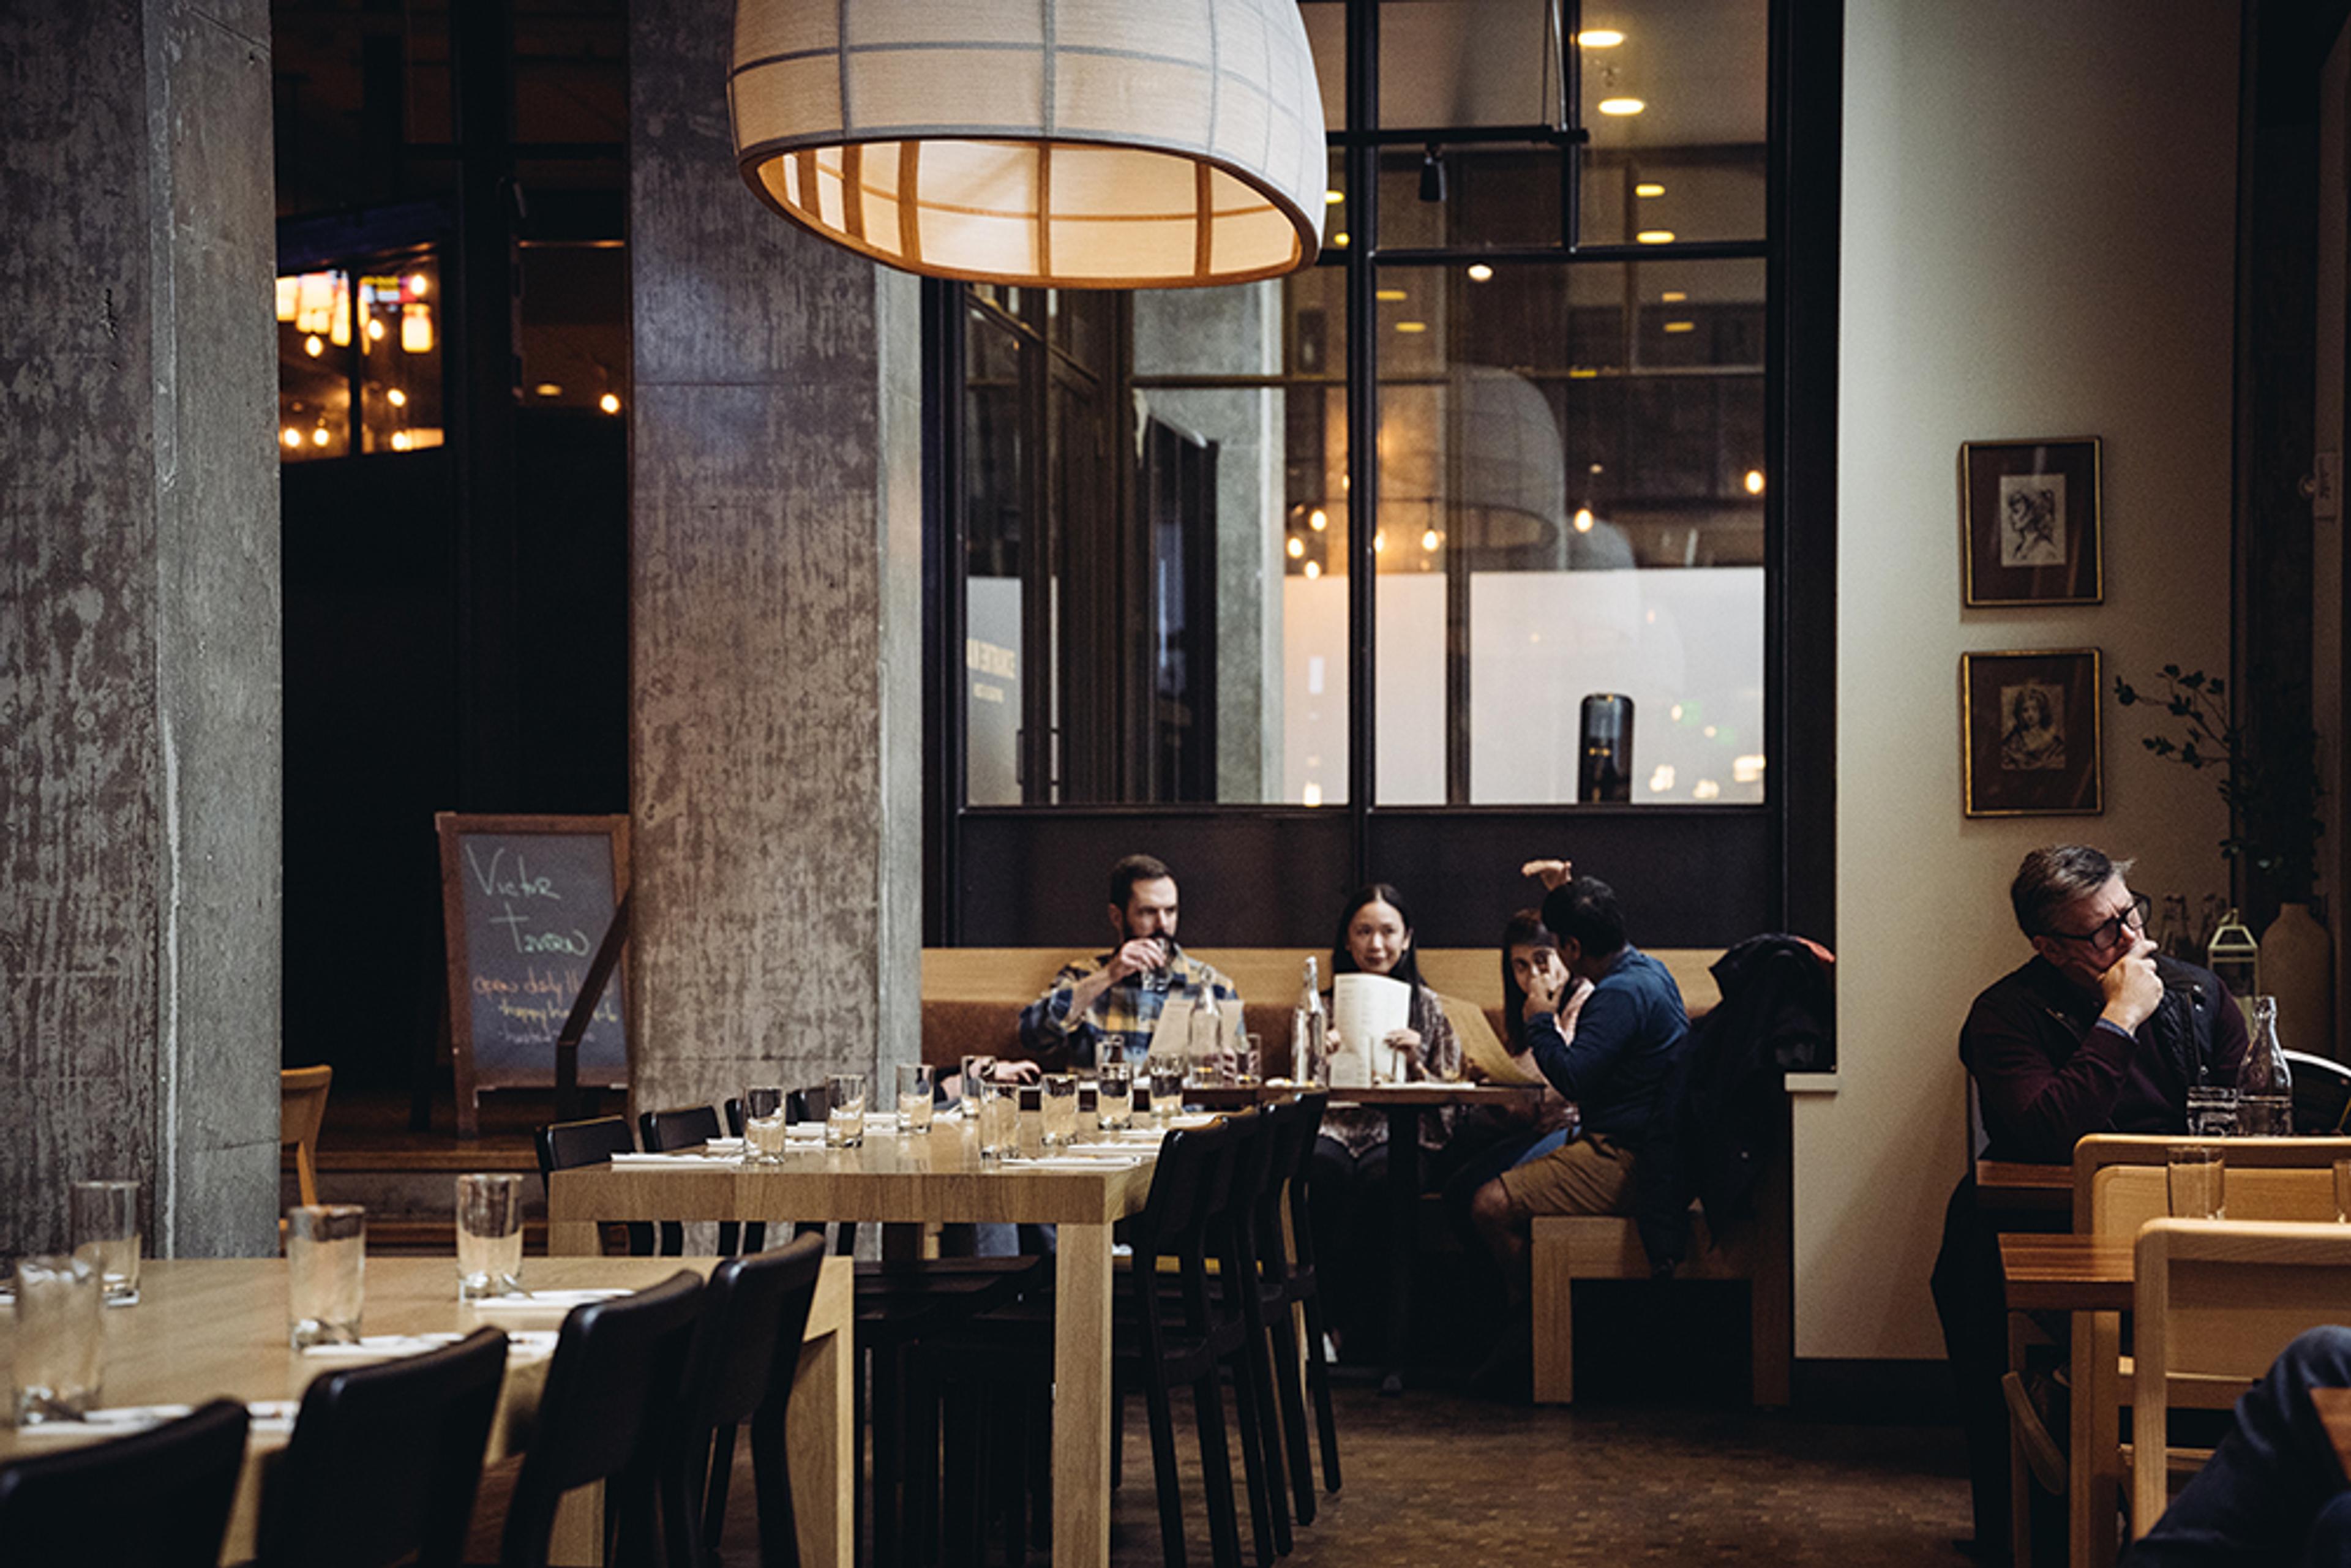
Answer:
[{"left": 437, "top": 814, "right": 631, "bottom": 1128}]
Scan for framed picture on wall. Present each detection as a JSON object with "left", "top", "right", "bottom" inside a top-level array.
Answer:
[
  {"left": 1962, "top": 649, "right": 2103, "bottom": 817},
  {"left": 1960, "top": 437, "right": 2102, "bottom": 606}
]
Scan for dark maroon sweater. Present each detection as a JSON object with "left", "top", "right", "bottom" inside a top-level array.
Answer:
[{"left": 1961, "top": 955, "right": 2248, "bottom": 1165}]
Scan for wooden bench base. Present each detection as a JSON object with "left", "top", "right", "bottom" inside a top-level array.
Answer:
[{"left": 1529, "top": 1203, "right": 1791, "bottom": 1407}]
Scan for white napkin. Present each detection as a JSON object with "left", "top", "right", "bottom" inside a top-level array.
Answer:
[
  {"left": 467, "top": 1288, "right": 630, "bottom": 1310},
  {"left": 703, "top": 1138, "right": 747, "bottom": 1155},
  {"left": 1005, "top": 1155, "right": 1141, "bottom": 1171},
  {"left": 13, "top": 1400, "right": 301, "bottom": 1439},
  {"left": 609, "top": 1152, "right": 740, "bottom": 1168},
  {"left": 1066, "top": 1141, "right": 1155, "bottom": 1157},
  {"left": 300, "top": 1333, "right": 467, "bottom": 1359}
]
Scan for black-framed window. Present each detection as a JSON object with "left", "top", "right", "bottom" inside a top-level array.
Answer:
[{"left": 925, "top": 0, "right": 1837, "bottom": 951}]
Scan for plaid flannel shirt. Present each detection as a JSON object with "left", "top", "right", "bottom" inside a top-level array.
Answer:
[{"left": 1017, "top": 943, "right": 1242, "bottom": 1068}]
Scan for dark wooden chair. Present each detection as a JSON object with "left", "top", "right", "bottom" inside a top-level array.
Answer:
[
  {"left": 0, "top": 1399, "right": 249, "bottom": 1567},
  {"left": 535, "top": 1115, "right": 653, "bottom": 1257},
  {"left": 639, "top": 1103, "right": 741, "bottom": 1257},
  {"left": 259, "top": 1327, "right": 508, "bottom": 1567},
  {"left": 498, "top": 1271, "right": 706, "bottom": 1568},
  {"left": 661, "top": 1232, "right": 829, "bottom": 1568}
]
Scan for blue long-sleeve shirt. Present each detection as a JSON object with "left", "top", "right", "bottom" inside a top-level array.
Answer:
[{"left": 1524, "top": 945, "right": 1689, "bottom": 1146}]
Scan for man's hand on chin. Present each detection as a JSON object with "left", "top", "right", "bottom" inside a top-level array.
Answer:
[{"left": 2098, "top": 936, "right": 2163, "bottom": 1034}]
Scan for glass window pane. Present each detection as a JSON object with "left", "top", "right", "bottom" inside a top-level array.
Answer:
[
  {"left": 1373, "top": 257, "right": 1764, "bottom": 805},
  {"left": 1379, "top": 0, "right": 1563, "bottom": 133},
  {"left": 1133, "top": 269, "right": 1349, "bottom": 806},
  {"left": 358, "top": 256, "right": 445, "bottom": 453},
  {"left": 517, "top": 244, "right": 628, "bottom": 416},
  {"left": 1378, "top": 143, "right": 1565, "bottom": 252},
  {"left": 277, "top": 268, "right": 351, "bottom": 461},
  {"left": 964, "top": 310, "right": 1033, "bottom": 806},
  {"left": 1577, "top": 0, "right": 1767, "bottom": 244}
]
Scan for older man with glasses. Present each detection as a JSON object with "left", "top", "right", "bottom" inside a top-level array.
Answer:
[{"left": 1933, "top": 845, "right": 2251, "bottom": 1561}]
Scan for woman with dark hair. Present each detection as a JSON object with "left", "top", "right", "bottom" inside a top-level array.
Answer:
[
  {"left": 1438, "top": 910, "right": 1584, "bottom": 1212},
  {"left": 1310, "top": 882, "right": 1460, "bottom": 1369}
]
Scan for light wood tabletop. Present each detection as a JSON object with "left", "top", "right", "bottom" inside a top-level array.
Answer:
[
  {"left": 1997, "top": 1233, "right": 2135, "bottom": 1314},
  {"left": 0, "top": 1255, "right": 853, "bottom": 1568},
  {"left": 548, "top": 1116, "right": 1161, "bottom": 1568}
]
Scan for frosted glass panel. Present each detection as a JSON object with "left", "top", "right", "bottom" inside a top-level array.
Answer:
[{"left": 1468, "top": 567, "right": 1763, "bottom": 804}]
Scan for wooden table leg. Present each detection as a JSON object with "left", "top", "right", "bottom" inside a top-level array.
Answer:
[
  {"left": 791, "top": 1271, "right": 856, "bottom": 1568},
  {"left": 1053, "top": 1221, "right": 1115, "bottom": 1568},
  {"left": 2071, "top": 1308, "right": 2121, "bottom": 1568}
]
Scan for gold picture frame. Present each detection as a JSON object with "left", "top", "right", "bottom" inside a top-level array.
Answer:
[
  {"left": 1962, "top": 649, "right": 2103, "bottom": 817},
  {"left": 1960, "top": 437, "right": 2103, "bottom": 606}
]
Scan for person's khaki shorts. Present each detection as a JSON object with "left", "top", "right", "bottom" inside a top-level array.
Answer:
[{"left": 1495, "top": 1132, "right": 1635, "bottom": 1218}]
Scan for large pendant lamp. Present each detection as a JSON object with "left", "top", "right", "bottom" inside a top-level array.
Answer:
[{"left": 729, "top": 0, "right": 1326, "bottom": 288}]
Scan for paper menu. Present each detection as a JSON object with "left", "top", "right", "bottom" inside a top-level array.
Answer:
[{"left": 1330, "top": 972, "right": 1412, "bottom": 1086}]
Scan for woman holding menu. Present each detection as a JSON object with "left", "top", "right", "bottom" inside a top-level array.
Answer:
[{"left": 1309, "top": 882, "right": 1460, "bottom": 1363}]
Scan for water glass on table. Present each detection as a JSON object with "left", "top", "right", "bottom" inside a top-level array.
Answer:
[
  {"left": 69, "top": 1178, "right": 141, "bottom": 1306},
  {"left": 12, "top": 1255, "right": 103, "bottom": 1425},
  {"left": 2166, "top": 1146, "right": 2225, "bottom": 1220},
  {"left": 456, "top": 1173, "right": 525, "bottom": 1301},
  {"left": 743, "top": 1086, "right": 789, "bottom": 1164},
  {"left": 1228, "top": 1033, "right": 1263, "bottom": 1087},
  {"left": 825, "top": 1073, "right": 868, "bottom": 1149},
  {"left": 2184, "top": 1084, "right": 2238, "bottom": 1138},
  {"left": 898, "top": 1063, "right": 935, "bottom": 1135},
  {"left": 1147, "top": 1052, "right": 1187, "bottom": 1126},
  {"left": 1096, "top": 1059, "right": 1134, "bottom": 1131},
  {"left": 1041, "top": 1073, "right": 1080, "bottom": 1148},
  {"left": 287, "top": 1204, "right": 367, "bottom": 1349},
  {"left": 960, "top": 1054, "right": 997, "bottom": 1112},
  {"left": 975, "top": 1079, "right": 1017, "bottom": 1162}
]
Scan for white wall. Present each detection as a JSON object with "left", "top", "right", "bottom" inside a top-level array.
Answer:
[{"left": 1808, "top": 0, "right": 2241, "bottom": 1359}]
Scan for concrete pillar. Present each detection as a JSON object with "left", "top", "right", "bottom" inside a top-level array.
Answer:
[
  {"left": 0, "top": 1, "right": 281, "bottom": 1258},
  {"left": 628, "top": 0, "right": 924, "bottom": 1112}
]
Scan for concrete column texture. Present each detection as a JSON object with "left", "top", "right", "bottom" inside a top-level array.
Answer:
[
  {"left": 0, "top": 0, "right": 282, "bottom": 1258},
  {"left": 628, "top": 0, "right": 924, "bottom": 1114}
]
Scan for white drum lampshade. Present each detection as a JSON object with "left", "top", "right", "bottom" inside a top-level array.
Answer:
[{"left": 729, "top": 0, "right": 1327, "bottom": 288}]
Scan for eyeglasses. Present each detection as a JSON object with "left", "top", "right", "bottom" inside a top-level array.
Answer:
[{"left": 2043, "top": 891, "right": 2152, "bottom": 949}]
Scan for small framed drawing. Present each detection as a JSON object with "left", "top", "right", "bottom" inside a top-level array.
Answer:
[
  {"left": 1962, "top": 650, "right": 2102, "bottom": 817},
  {"left": 1960, "top": 437, "right": 2102, "bottom": 606}
]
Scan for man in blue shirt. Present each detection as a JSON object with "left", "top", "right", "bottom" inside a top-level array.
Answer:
[{"left": 1468, "top": 868, "right": 1690, "bottom": 1304}]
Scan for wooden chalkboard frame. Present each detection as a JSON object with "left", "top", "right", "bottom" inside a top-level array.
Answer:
[{"left": 436, "top": 813, "right": 631, "bottom": 1137}]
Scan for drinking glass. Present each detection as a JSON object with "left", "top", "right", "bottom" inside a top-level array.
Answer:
[
  {"left": 1041, "top": 1073, "right": 1079, "bottom": 1148},
  {"left": 1229, "top": 1034, "right": 1263, "bottom": 1087},
  {"left": 69, "top": 1179, "right": 141, "bottom": 1306},
  {"left": 898, "top": 1063, "right": 936, "bottom": 1135},
  {"left": 961, "top": 1054, "right": 997, "bottom": 1112},
  {"left": 13, "top": 1255, "right": 103, "bottom": 1425},
  {"left": 2336, "top": 1158, "right": 2351, "bottom": 1224},
  {"left": 456, "top": 1173, "right": 525, "bottom": 1301},
  {"left": 2166, "top": 1146, "right": 2225, "bottom": 1220},
  {"left": 287, "top": 1204, "right": 367, "bottom": 1349},
  {"left": 743, "top": 1085, "right": 789, "bottom": 1165},
  {"left": 1097, "top": 1059, "right": 1134, "bottom": 1131},
  {"left": 1014, "top": 1086, "right": 1041, "bottom": 1158},
  {"left": 1147, "top": 1052, "right": 1187, "bottom": 1125},
  {"left": 2184, "top": 1084, "right": 2238, "bottom": 1138},
  {"left": 975, "top": 1079, "right": 1018, "bottom": 1162},
  {"left": 1097, "top": 1032, "right": 1131, "bottom": 1075},
  {"left": 825, "top": 1073, "right": 868, "bottom": 1149}
]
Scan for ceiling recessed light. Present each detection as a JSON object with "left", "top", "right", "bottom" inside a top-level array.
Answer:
[
  {"left": 1309, "top": 508, "right": 1328, "bottom": 531},
  {"left": 1744, "top": 469, "right": 1766, "bottom": 495},
  {"left": 1573, "top": 507, "right": 1595, "bottom": 533},
  {"left": 599, "top": 392, "right": 622, "bottom": 415},
  {"left": 534, "top": 383, "right": 564, "bottom": 397},
  {"left": 387, "top": 388, "right": 408, "bottom": 407},
  {"left": 1662, "top": 320, "right": 1695, "bottom": 333},
  {"left": 1466, "top": 263, "right": 1494, "bottom": 282},
  {"left": 1635, "top": 182, "right": 1665, "bottom": 198},
  {"left": 1287, "top": 536, "right": 1306, "bottom": 558},
  {"left": 1303, "top": 560, "right": 1322, "bottom": 579},
  {"left": 1394, "top": 321, "right": 1427, "bottom": 334},
  {"left": 1661, "top": 290, "right": 1688, "bottom": 302},
  {"left": 1635, "top": 230, "right": 1675, "bottom": 244},
  {"left": 1577, "top": 29, "right": 1626, "bottom": 47},
  {"left": 1332, "top": 231, "right": 1350, "bottom": 247},
  {"left": 1325, "top": 189, "right": 1344, "bottom": 205},
  {"left": 1421, "top": 528, "right": 1442, "bottom": 552},
  {"left": 1598, "top": 97, "right": 1646, "bottom": 116},
  {"left": 1375, "top": 288, "right": 1408, "bottom": 301}
]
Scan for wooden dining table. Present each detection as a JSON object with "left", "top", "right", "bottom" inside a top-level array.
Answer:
[
  {"left": 1191, "top": 1079, "right": 1542, "bottom": 1389},
  {"left": 0, "top": 1254, "right": 853, "bottom": 1567},
  {"left": 547, "top": 1115, "right": 1161, "bottom": 1568}
]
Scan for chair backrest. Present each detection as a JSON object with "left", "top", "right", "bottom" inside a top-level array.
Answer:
[
  {"left": 723, "top": 1097, "right": 747, "bottom": 1137},
  {"left": 282, "top": 1064, "right": 334, "bottom": 1208},
  {"left": 787, "top": 1085, "right": 832, "bottom": 1125},
  {"left": 2072, "top": 1134, "right": 2351, "bottom": 1229},
  {"left": 263, "top": 1327, "right": 508, "bottom": 1568},
  {"left": 1282, "top": 1092, "right": 1330, "bottom": 1269},
  {"left": 501, "top": 1271, "right": 707, "bottom": 1568},
  {"left": 2131, "top": 1219, "right": 2351, "bottom": 1537},
  {"left": 536, "top": 1116, "right": 651, "bottom": 1255},
  {"left": 0, "top": 1399, "right": 249, "bottom": 1567},
  {"left": 640, "top": 1104, "right": 723, "bottom": 1153},
  {"left": 661, "top": 1234, "right": 830, "bottom": 1568},
  {"left": 2285, "top": 1049, "right": 2351, "bottom": 1133},
  {"left": 2091, "top": 1163, "right": 2339, "bottom": 1237},
  {"left": 1214, "top": 1108, "right": 1278, "bottom": 1313}
]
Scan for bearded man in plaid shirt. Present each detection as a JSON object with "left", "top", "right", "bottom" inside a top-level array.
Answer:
[{"left": 1017, "top": 853, "right": 1242, "bottom": 1070}]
